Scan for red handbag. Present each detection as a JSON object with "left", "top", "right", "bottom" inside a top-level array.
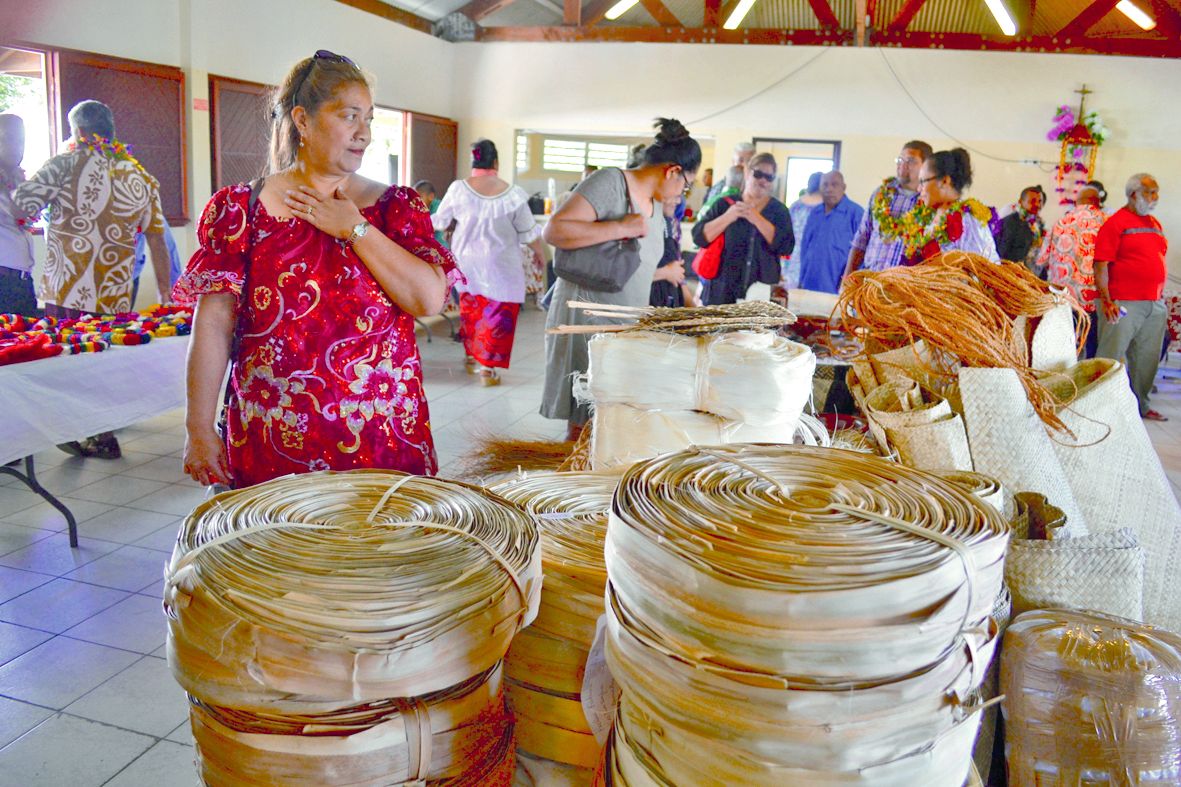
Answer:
[{"left": 691, "top": 198, "right": 733, "bottom": 280}]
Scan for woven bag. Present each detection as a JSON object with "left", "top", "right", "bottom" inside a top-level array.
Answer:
[
  {"left": 1006, "top": 528, "right": 1144, "bottom": 620},
  {"left": 958, "top": 366, "right": 1089, "bottom": 538},
  {"left": 1028, "top": 302, "right": 1077, "bottom": 372},
  {"left": 1041, "top": 358, "right": 1181, "bottom": 633}
]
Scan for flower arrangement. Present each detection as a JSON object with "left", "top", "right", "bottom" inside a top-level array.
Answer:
[{"left": 1046, "top": 105, "right": 1109, "bottom": 147}]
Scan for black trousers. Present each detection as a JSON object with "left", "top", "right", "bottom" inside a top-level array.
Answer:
[{"left": 0, "top": 268, "right": 39, "bottom": 317}]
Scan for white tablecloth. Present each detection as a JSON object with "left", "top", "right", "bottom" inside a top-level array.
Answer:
[{"left": 0, "top": 337, "right": 189, "bottom": 465}]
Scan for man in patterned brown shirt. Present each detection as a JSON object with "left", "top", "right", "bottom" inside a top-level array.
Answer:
[
  {"left": 13, "top": 100, "right": 170, "bottom": 318},
  {"left": 12, "top": 100, "right": 171, "bottom": 458}
]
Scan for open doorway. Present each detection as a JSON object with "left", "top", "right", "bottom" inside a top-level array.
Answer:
[
  {"left": 0, "top": 46, "right": 51, "bottom": 176},
  {"left": 752, "top": 138, "right": 841, "bottom": 204}
]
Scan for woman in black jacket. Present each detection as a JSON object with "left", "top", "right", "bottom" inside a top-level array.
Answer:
[{"left": 691, "top": 151, "right": 794, "bottom": 305}]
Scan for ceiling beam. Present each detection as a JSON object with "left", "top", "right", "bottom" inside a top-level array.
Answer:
[
  {"left": 807, "top": 0, "right": 841, "bottom": 28},
  {"left": 331, "top": 0, "right": 432, "bottom": 34},
  {"left": 1056, "top": 0, "right": 1121, "bottom": 39},
  {"left": 887, "top": 0, "right": 927, "bottom": 32},
  {"left": 1148, "top": 0, "right": 1181, "bottom": 38},
  {"left": 872, "top": 28, "right": 1181, "bottom": 57},
  {"left": 582, "top": 0, "right": 618, "bottom": 25},
  {"left": 717, "top": 0, "right": 743, "bottom": 26},
  {"left": 457, "top": 0, "right": 523, "bottom": 22},
  {"left": 704, "top": 0, "right": 721, "bottom": 27},
  {"left": 564, "top": 0, "right": 581, "bottom": 24},
  {"left": 640, "top": 0, "right": 682, "bottom": 25},
  {"left": 478, "top": 25, "right": 854, "bottom": 43}
]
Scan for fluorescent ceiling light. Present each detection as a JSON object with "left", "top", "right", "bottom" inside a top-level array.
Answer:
[
  {"left": 723, "top": 0, "right": 757, "bottom": 29},
  {"left": 1117, "top": 0, "right": 1157, "bottom": 30},
  {"left": 983, "top": 0, "right": 1017, "bottom": 36},
  {"left": 604, "top": 0, "right": 639, "bottom": 20}
]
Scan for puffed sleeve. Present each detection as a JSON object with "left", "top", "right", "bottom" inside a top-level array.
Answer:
[
  {"left": 372, "top": 186, "right": 464, "bottom": 290},
  {"left": 171, "top": 185, "right": 252, "bottom": 306}
]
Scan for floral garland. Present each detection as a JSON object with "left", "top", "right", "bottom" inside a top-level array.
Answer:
[
  {"left": 1046, "top": 105, "right": 1109, "bottom": 146},
  {"left": 870, "top": 178, "right": 908, "bottom": 238},
  {"left": 67, "top": 133, "right": 151, "bottom": 180},
  {"left": 0, "top": 305, "right": 192, "bottom": 366},
  {"left": 879, "top": 198, "right": 993, "bottom": 262}
]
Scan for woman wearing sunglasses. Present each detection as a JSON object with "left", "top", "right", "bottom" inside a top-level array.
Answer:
[
  {"left": 175, "top": 52, "right": 458, "bottom": 489},
  {"left": 691, "top": 151, "right": 794, "bottom": 305}
]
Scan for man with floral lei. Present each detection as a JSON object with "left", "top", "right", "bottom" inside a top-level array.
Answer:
[
  {"left": 13, "top": 100, "right": 171, "bottom": 319},
  {"left": 844, "top": 140, "right": 931, "bottom": 277},
  {"left": 13, "top": 100, "right": 172, "bottom": 459}
]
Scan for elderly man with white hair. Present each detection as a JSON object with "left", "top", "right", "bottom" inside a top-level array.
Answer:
[
  {"left": 702, "top": 141, "right": 755, "bottom": 205},
  {"left": 1094, "top": 172, "right": 1170, "bottom": 421}
]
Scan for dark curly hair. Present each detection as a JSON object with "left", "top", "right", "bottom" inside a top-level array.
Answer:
[
  {"left": 641, "top": 118, "right": 702, "bottom": 174},
  {"left": 927, "top": 148, "right": 973, "bottom": 192}
]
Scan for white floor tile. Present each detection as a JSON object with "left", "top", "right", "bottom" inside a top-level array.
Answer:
[
  {"left": 0, "top": 535, "right": 121, "bottom": 575},
  {"left": 105, "top": 740, "right": 200, "bottom": 787},
  {"left": 132, "top": 521, "right": 183, "bottom": 554},
  {"left": 0, "top": 565, "right": 54, "bottom": 605},
  {"left": 64, "top": 593, "right": 167, "bottom": 655},
  {"left": 0, "top": 622, "right": 53, "bottom": 666},
  {"left": 0, "top": 637, "right": 139, "bottom": 708},
  {"left": 1, "top": 496, "right": 115, "bottom": 533},
  {"left": 71, "top": 506, "right": 180, "bottom": 544},
  {"left": 0, "top": 524, "right": 56, "bottom": 560},
  {"left": 164, "top": 719, "right": 194, "bottom": 746},
  {"left": 69, "top": 476, "right": 169, "bottom": 507},
  {"left": 66, "top": 656, "right": 189, "bottom": 737},
  {"left": 0, "top": 712, "right": 154, "bottom": 785},
  {"left": 28, "top": 465, "right": 115, "bottom": 495},
  {"left": 0, "top": 578, "right": 130, "bottom": 633},
  {"left": 0, "top": 696, "right": 53, "bottom": 749},
  {"left": 120, "top": 456, "right": 196, "bottom": 486},
  {"left": 64, "top": 547, "right": 168, "bottom": 593},
  {"left": 117, "top": 433, "right": 185, "bottom": 457},
  {"left": 126, "top": 486, "right": 207, "bottom": 518},
  {"left": 0, "top": 486, "right": 45, "bottom": 517}
]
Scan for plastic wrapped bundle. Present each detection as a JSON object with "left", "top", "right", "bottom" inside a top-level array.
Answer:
[
  {"left": 1002, "top": 609, "right": 1181, "bottom": 785},
  {"left": 587, "top": 330, "right": 815, "bottom": 427},
  {"left": 492, "top": 471, "right": 620, "bottom": 773}
]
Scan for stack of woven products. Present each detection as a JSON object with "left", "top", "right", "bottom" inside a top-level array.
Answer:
[
  {"left": 164, "top": 469, "right": 542, "bottom": 786},
  {"left": 598, "top": 444, "right": 1009, "bottom": 785},
  {"left": 835, "top": 251, "right": 1181, "bottom": 635},
  {"left": 566, "top": 301, "right": 815, "bottom": 469},
  {"left": 492, "top": 471, "right": 620, "bottom": 785}
]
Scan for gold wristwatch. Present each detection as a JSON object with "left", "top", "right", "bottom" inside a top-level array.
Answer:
[{"left": 346, "top": 220, "right": 370, "bottom": 247}]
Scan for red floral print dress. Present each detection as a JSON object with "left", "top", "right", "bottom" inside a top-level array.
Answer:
[{"left": 173, "top": 184, "right": 459, "bottom": 488}]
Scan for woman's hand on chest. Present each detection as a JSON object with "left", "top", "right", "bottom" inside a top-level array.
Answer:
[{"left": 285, "top": 185, "right": 367, "bottom": 240}]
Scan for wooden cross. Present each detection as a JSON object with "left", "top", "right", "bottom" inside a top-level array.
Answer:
[{"left": 1075, "top": 84, "right": 1094, "bottom": 114}]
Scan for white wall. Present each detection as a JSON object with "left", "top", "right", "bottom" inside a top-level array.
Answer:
[{"left": 452, "top": 42, "right": 1181, "bottom": 272}]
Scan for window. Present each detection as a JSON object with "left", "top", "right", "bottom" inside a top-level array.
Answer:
[
  {"left": 209, "top": 75, "right": 271, "bottom": 191},
  {"left": 407, "top": 112, "right": 457, "bottom": 194},
  {"left": 357, "top": 107, "right": 405, "bottom": 187},
  {"left": 515, "top": 134, "right": 528, "bottom": 172},
  {"left": 542, "top": 139, "right": 587, "bottom": 173},
  {"left": 586, "top": 142, "right": 629, "bottom": 168}
]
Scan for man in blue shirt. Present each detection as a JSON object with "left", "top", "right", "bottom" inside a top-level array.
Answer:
[
  {"left": 131, "top": 216, "right": 181, "bottom": 306},
  {"left": 799, "top": 171, "right": 864, "bottom": 294}
]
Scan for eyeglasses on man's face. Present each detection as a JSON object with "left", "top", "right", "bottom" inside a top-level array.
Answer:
[{"left": 896, "top": 156, "right": 922, "bottom": 166}]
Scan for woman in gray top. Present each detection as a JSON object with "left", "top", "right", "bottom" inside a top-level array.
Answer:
[{"left": 541, "top": 118, "right": 702, "bottom": 439}]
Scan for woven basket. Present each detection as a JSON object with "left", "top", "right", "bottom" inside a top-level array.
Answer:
[
  {"left": 189, "top": 664, "right": 515, "bottom": 786},
  {"left": 1006, "top": 528, "right": 1145, "bottom": 621},
  {"left": 1041, "top": 357, "right": 1181, "bottom": 632},
  {"left": 513, "top": 750, "right": 595, "bottom": 787},
  {"left": 1002, "top": 609, "right": 1181, "bottom": 785},
  {"left": 958, "top": 366, "right": 1089, "bottom": 538}
]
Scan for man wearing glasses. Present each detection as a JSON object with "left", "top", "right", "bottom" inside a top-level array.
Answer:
[{"left": 844, "top": 140, "right": 932, "bottom": 277}]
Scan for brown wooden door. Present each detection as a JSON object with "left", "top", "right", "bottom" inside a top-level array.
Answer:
[
  {"left": 407, "top": 112, "right": 457, "bottom": 193},
  {"left": 209, "top": 75, "right": 272, "bottom": 190},
  {"left": 53, "top": 49, "right": 188, "bottom": 224}
]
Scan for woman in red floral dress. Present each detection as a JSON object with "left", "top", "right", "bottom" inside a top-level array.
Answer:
[{"left": 176, "top": 52, "right": 457, "bottom": 488}]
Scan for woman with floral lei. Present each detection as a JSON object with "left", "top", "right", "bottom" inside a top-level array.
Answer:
[
  {"left": 906, "top": 148, "right": 999, "bottom": 264},
  {"left": 175, "top": 51, "right": 458, "bottom": 488}
]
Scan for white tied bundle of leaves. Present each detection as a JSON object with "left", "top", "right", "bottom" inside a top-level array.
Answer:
[
  {"left": 587, "top": 330, "right": 815, "bottom": 427},
  {"left": 602, "top": 444, "right": 1010, "bottom": 786},
  {"left": 165, "top": 469, "right": 542, "bottom": 713}
]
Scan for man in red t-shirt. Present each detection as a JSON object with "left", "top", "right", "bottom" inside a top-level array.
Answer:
[{"left": 1094, "top": 173, "right": 1169, "bottom": 420}]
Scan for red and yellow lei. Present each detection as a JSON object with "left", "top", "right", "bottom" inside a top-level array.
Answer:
[
  {"left": 68, "top": 133, "right": 150, "bottom": 180},
  {"left": 873, "top": 176, "right": 991, "bottom": 260}
]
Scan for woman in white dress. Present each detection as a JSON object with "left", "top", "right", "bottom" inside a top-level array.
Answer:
[{"left": 433, "top": 139, "right": 545, "bottom": 385}]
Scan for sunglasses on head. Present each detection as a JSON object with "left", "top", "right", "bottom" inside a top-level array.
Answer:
[
  {"left": 293, "top": 50, "right": 358, "bottom": 104},
  {"left": 751, "top": 170, "right": 775, "bottom": 183}
]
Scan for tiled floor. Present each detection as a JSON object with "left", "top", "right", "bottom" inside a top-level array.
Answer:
[{"left": 0, "top": 306, "right": 1177, "bottom": 785}]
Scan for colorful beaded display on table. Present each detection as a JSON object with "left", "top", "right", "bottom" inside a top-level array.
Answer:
[{"left": 0, "top": 305, "right": 192, "bottom": 367}]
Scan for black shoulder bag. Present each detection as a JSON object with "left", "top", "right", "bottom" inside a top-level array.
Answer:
[{"left": 552, "top": 168, "right": 642, "bottom": 293}]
